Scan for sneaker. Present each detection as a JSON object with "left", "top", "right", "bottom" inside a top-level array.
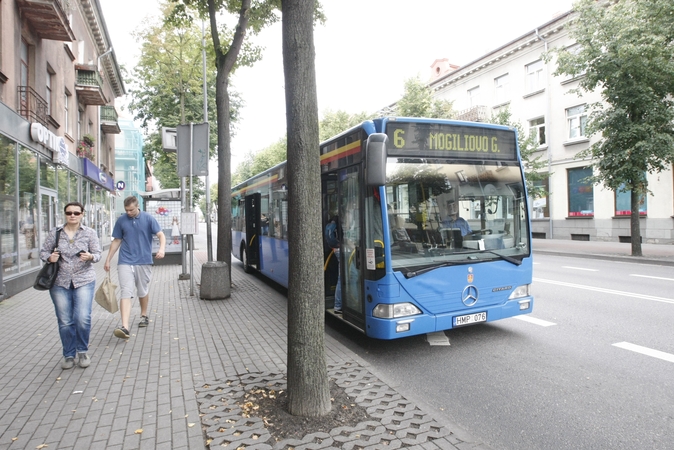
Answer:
[
  {"left": 334, "top": 309, "right": 342, "bottom": 315},
  {"left": 61, "top": 357, "right": 75, "bottom": 370},
  {"left": 78, "top": 352, "right": 90, "bottom": 368},
  {"left": 114, "top": 327, "right": 130, "bottom": 339},
  {"left": 138, "top": 315, "right": 149, "bottom": 328}
]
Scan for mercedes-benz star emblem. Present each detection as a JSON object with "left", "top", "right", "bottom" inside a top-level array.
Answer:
[{"left": 462, "top": 285, "right": 479, "bottom": 307}]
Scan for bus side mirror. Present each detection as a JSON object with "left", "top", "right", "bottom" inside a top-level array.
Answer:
[{"left": 366, "top": 133, "right": 387, "bottom": 187}]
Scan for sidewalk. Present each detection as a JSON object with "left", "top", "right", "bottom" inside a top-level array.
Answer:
[
  {"left": 0, "top": 248, "right": 488, "bottom": 450},
  {"left": 532, "top": 237, "right": 674, "bottom": 266},
  {"left": 2, "top": 239, "right": 672, "bottom": 449}
]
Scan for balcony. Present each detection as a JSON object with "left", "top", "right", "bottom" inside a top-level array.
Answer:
[
  {"left": 100, "top": 105, "right": 121, "bottom": 134},
  {"left": 115, "top": 149, "right": 140, "bottom": 159},
  {"left": 15, "top": 0, "right": 75, "bottom": 42},
  {"left": 76, "top": 65, "right": 106, "bottom": 105},
  {"left": 456, "top": 105, "right": 488, "bottom": 122},
  {"left": 17, "top": 86, "right": 48, "bottom": 127}
]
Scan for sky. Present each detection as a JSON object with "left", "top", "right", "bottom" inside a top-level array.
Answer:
[{"left": 99, "top": 0, "right": 574, "bottom": 171}]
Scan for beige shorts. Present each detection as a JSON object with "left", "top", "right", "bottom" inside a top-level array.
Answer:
[{"left": 117, "top": 264, "right": 152, "bottom": 299}]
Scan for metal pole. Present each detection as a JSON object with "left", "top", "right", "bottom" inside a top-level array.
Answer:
[
  {"left": 189, "top": 122, "right": 194, "bottom": 296},
  {"left": 179, "top": 176, "right": 189, "bottom": 280},
  {"left": 203, "top": 20, "right": 213, "bottom": 262}
]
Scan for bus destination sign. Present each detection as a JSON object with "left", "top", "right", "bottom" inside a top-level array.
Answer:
[{"left": 385, "top": 121, "right": 517, "bottom": 160}]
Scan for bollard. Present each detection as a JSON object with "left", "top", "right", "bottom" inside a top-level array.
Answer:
[{"left": 200, "top": 261, "right": 230, "bottom": 300}]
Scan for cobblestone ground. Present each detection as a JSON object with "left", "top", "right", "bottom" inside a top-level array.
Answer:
[{"left": 196, "top": 363, "right": 474, "bottom": 450}]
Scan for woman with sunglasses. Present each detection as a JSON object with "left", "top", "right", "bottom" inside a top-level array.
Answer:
[{"left": 40, "top": 202, "right": 102, "bottom": 370}]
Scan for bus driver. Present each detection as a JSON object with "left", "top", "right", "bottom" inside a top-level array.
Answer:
[{"left": 442, "top": 201, "right": 472, "bottom": 236}]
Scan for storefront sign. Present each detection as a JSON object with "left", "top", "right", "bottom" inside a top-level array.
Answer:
[
  {"left": 30, "top": 123, "right": 67, "bottom": 165},
  {"left": 82, "top": 157, "right": 114, "bottom": 191}
]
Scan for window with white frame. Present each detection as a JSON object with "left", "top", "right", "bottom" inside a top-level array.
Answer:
[
  {"left": 529, "top": 117, "right": 546, "bottom": 146},
  {"left": 565, "top": 44, "right": 585, "bottom": 77},
  {"left": 494, "top": 73, "right": 510, "bottom": 104},
  {"left": 566, "top": 104, "right": 588, "bottom": 139},
  {"left": 46, "top": 67, "right": 54, "bottom": 116},
  {"left": 77, "top": 108, "right": 82, "bottom": 139},
  {"left": 468, "top": 86, "right": 481, "bottom": 107},
  {"left": 525, "top": 60, "right": 544, "bottom": 93},
  {"left": 64, "top": 90, "right": 71, "bottom": 136}
]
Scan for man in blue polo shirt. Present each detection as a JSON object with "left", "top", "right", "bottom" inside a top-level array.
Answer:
[{"left": 104, "top": 196, "right": 166, "bottom": 339}]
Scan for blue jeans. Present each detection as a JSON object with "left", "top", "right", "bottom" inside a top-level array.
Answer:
[
  {"left": 50, "top": 281, "right": 95, "bottom": 358},
  {"left": 334, "top": 249, "right": 342, "bottom": 310}
]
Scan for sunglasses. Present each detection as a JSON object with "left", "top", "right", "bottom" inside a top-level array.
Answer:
[{"left": 65, "top": 211, "right": 82, "bottom": 216}]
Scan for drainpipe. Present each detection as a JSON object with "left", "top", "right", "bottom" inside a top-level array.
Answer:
[
  {"left": 535, "top": 28, "right": 553, "bottom": 240},
  {"left": 96, "top": 48, "right": 114, "bottom": 167}
]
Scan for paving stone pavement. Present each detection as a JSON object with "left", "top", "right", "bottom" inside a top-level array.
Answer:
[{"left": 0, "top": 248, "right": 489, "bottom": 450}]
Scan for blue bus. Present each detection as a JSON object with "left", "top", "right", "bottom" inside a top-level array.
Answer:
[{"left": 232, "top": 117, "right": 533, "bottom": 339}]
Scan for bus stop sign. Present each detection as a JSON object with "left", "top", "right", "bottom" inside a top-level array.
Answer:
[{"left": 177, "top": 123, "right": 209, "bottom": 177}]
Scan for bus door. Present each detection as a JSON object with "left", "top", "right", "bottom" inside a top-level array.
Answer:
[
  {"left": 244, "top": 193, "right": 261, "bottom": 270},
  {"left": 322, "top": 173, "right": 339, "bottom": 303},
  {"left": 339, "top": 166, "right": 365, "bottom": 328}
]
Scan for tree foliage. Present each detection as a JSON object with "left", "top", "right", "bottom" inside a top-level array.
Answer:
[
  {"left": 126, "top": 1, "right": 238, "bottom": 197},
  {"left": 489, "top": 109, "right": 549, "bottom": 199},
  {"left": 551, "top": 0, "right": 674, "bottom": 255},
  {"left": 231, "top": 109, "right": 369, "bottom": 185},
  {"left": 232, "top": 136, "right": 287, "bottom": 185},
  {"left": 394, "top": 77, "right": 454, "bottom": 119},
  {"left": 319, "top": 109, "right": 371, "bottom": 141},
  {"left": 165, "top": 0, "right": 282, "bottom": 267}
]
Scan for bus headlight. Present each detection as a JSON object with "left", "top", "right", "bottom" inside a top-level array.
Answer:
[
  {"left": 372, "top": 303, "right": 422, "bottom": 319},
  {"left": 508, "top": 284, "right": 531, "bottom": 300}
]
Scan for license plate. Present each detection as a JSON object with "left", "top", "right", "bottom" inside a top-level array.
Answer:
[{"left": 454, "top": 312, "right": 487, "bottom": 327}]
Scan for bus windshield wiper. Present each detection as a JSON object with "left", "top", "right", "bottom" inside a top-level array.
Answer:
[
  {"left": 479, "top": 250, "right": 522, "bottom": 266},
  {"left": 405, "top": 261, "right": 458, "bottom": 278}
]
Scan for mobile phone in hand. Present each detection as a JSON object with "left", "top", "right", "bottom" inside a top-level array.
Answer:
[{"left": 76, "top": 250, "right": 85, "bottom": 256}]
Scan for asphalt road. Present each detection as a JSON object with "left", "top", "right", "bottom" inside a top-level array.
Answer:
[
  {"left": 198, "top": 226, "right": 673, "bottom": 449},
  {"left": 326, "top": 253, "right": 674, "bottom": 450}
]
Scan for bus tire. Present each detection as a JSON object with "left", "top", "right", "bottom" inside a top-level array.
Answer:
[{"left": 241, "top": 243, "right": 252, "bottom": 273}]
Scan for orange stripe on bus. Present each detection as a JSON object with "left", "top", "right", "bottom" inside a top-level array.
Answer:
[
  {"left": 232, "top": 174, "right": 279, "bottom": 197},
  {"left": 320, "top": 140, "right": 361, "bottom": 165}
]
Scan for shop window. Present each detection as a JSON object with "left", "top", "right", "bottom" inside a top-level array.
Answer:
[
  {"left": 615, "top": 183, "right": 647, "bottom": 216},
  {"left": 568, "top": 167, "right": 594, "bottom": 217}
]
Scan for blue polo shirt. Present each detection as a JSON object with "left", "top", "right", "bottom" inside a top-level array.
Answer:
[{"left": 112, "top": 211, "right": 162, "bottom": 265}]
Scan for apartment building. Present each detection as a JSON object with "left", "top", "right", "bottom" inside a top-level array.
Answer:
[
  {"left": 0, "top": 0, "right": 125, "bottom": 299},
  {"left": 428, "top": 10, "right": 674, "bottom": 244}
]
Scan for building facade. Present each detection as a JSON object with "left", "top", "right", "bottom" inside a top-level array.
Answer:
[
  {"left": 427, "top": 10, "right": 674, "bottom": 244},
  {"left": 0, "top": 0, "right": 125, "bottom": 299},
  {"left": 113, "top": 118, "right": 147, "bottom": 217}
]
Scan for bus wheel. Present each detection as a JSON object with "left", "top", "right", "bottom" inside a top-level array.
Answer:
[{"left": 241, "top": 244, "right": 252, "bottom": 273}]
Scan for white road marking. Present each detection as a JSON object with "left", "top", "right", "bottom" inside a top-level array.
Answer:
[
  {"left": 426, "top": 332, "right": 450, "bottom": 346},
  {"left": 534, "top": 278, "right": 674, "bottom": 305},
  {"left": 612, "top": 342, "right": 674, "bottom": 364},
  {"left": 561, "top": 266, "right": 599, "bottom": 272},
  {"left": 512, "top": 315, "right": 557, "bottom": 327},
  {"left": 630, "top": 274, "right": 674, "bottom": 282}
]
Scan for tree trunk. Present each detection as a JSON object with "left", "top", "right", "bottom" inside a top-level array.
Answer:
[
  {"left": 207, "top": 0, "right": 251, "bottom": 278},
  {"left": 282, "top": 0, "right": 331, "bottom": 417},
  {"left": 215, "top": 69, "right": 233, "bottom": 271},
  {"left": 630, "top": 190, "right": 642, "bottom": 256}
]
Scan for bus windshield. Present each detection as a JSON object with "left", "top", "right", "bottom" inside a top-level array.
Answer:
[{"left": 384, "top": 157, "right": 530, "bottom": 275}]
